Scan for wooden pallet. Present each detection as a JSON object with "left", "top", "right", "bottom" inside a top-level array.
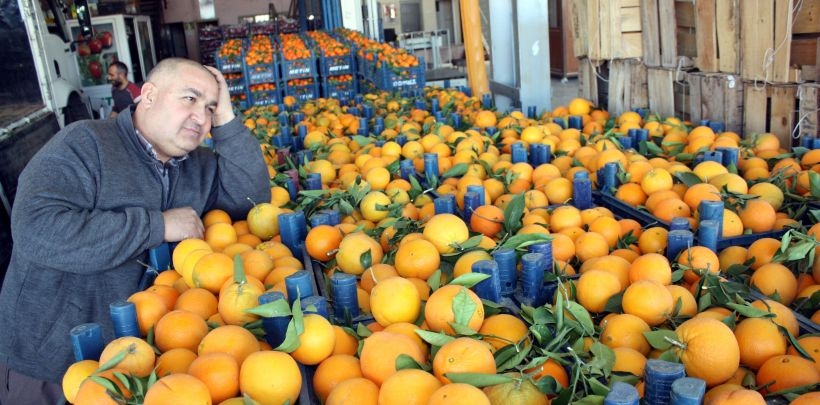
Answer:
[
  {"left": 640, "top": 0, "right": 678, "bottom": 68},
  {"left": 578, "top": 58, "right": 603, "bottom": 105},
  {"left": 646, "top": 67, "right": 677, "bottom": 118},
  {"left": 682, "top": 72, "right": 745, "bottom": 134},
  {"left": 608, "top": 59, "right": 648, "bottom": 116},
  {"left": 664, "top": 0, "right": 739, "bottom": 73},
  {"left": 570, "top": 0, "right": 643, "bottom": 60},
  {"left": 743, "top": 83, "right": 799, "bottom": 148},
  {"left": 799, "top": 83, "right": 820, "bottom": 140},
  {"left": 740, "top": 0, "right": 819, "bottom": 83}
]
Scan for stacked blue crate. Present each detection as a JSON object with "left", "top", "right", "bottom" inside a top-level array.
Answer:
[
  {"left": 245, "top": 35, "right": 282, "bottom": 107},
  {"left": 215, "top": 38, "right": 249, "bottom": 110},
  {"left": 280, "top": 48, "right": 320, "bottom": 102}
]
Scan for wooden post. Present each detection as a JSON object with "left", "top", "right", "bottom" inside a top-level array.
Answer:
[{"left": 647, "top": 68, "right": 675, "bottom": 118}]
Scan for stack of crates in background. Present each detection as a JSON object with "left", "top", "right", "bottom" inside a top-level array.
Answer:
[
  {"left": 279, "top": 33, "right": 320, "bottom": 102},
  {"left": 198, "top": 25, "right": 222, "bottom": 67},
  {"left": 336, "top": 28, "right": 425, "bottom": 94},
  {"left": 245, "top": 34, "right": 280, "bottom": 107},
  {"left": 306, "top": 30, "right": 357, "bottom": 100},
  {"left": 215, "top": 34, "right": 248, "bottom": 110}
]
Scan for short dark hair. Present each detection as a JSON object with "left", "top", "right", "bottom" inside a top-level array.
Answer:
[{"left": 109, "top": 61, "right": 129, "bottom": 75}]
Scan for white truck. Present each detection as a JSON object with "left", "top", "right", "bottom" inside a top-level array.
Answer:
[{"left": 0, "top": 0, "right": 95, "bottom": 283}]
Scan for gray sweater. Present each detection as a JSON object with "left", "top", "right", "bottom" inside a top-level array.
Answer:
[{"left": 0, "top": 107, "right": 270, "bottom": 383}]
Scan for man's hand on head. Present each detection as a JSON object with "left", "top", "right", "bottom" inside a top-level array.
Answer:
[{"left": 204, "top": 65, "right": 236, "bottom": 127}]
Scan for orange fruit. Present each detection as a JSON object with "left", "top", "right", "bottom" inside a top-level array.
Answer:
[
  {"left": 791, "top": 392, "right": 820, "bottom": 405},
  {"left": 305, "top": 224, "right": 343, "bottom": 262},
  {"left": 755, "top": 355, "right": 820, "bottom": 394},
  {"left": 154, "top": 348, "right": 197, "bottom": 377},
  {"left": 576, "top": 270, "right": 621, "bottom": 313},
  {"left": 62, "top": 360, "right": 99, "bottom": 403},
  {"left": 423, "top": 213, "right": 470, "bottom": 254},
  {"left": 205, "top": 222, "right": 238, "bottom": 251},
  {"left": 312, "top": 354, "right": 363, "bottom": 402},
  {"left": 335, "top": 232, "right": 384, "bottom": 275},
  {"left": 666, "top": 284, "right": 698, "bottom": 317},
  {"left": 786, "top": 335, "right": 820, "bottom": 370},
  {"left": 127, "top": 290, "right": 170, "bottom": 337},
  {"left": 325, "top": 377, "right": 379, "bottom": 405},
  {"left": 470, "top": 204, "right": 505, "bottom": 237},
  {"left": 478, "top": 313, "right": 530, "bottom": 350},
  {"left": 432, "top": 337, "right": 497, "bottom": 384},
  {"left": 574, "top": 232, "right": 610, "bottom": 263},
  {"left": 638, "top": 226, "right": 669, "bottom": 254},
  {"left": 246, "top": 202, "right": 284, "bottom": 241},
  {"left": 154, "top": 309, "right": 210, "bottom": 353},
  {"left": 677, "top": 246, "right": 720, "bottom": 284},
  {"left": 749, "top": 263, "right": 798, "bottom": 305},
  {"left": 359, "top": 331, "right": 426, "bottom": 386},
  {"left": 628, "top": 253, "right": 672, "bottom": 285},
  {"left": 290, "top": 313, "right": 336, "bottom": 365},
  {"left": 734, "top": 317, "right": 787, "bottom": 370},
  {"left": 174, "top": 287, "right": 218, "bottom": 320},
  {"left": 99, "top": 337, "right": 156, "bottom": 379},
  {"left": 427, "top": 383, "right": 491, "bottom": 405},
  {"left": 172, "top": 238, "right": 212, "bottom": 273},
  {"left": 738, "top": 199, "right": 776, "bottom": 233},
  {"left": 188, "top": 352, "right": 240, "bottom": 403},
  {"left": 674, "top": 317, "right": 740, "bottom": 386},
  {"left": 191, "top": 252, "right": 234, "bottom": 293},
  {"left": 483, "top": 374, "right": 548, "bottom": 405},
  {"left": 378, "top": 369, "right": 442, "bottom": 405},
  {"left": 394, "top": 238, "right": 441, "bottom": 280},
  {"left": 705, "top": 386, "right": 766, "bottom": 405},
  {"left": 424, "top": 284, "right": 485, "bottom": 334},
  {"left": 370, "top": 276, "right": 421, "bottom": 327},
  {"left": 73, "top": 368, "right": 131, "bottom": 404},
  {"left": 745, "top": 238, "right": 781, "bottom": 270},
  {"left": 750, "top": 299, "right": 799, "bottom": 337},
  {"left": 622, "top": 280, "right": 674, "bottom": 326},
  {"left": 453, "top": 250, "right": 494, "bottom": 278},
  {"left": 525, "top": 358, "right": 569, "bottom": 388},
  {"left": 600, "top": 313, "right": 651, "bottom": 355},
  {"left": 198, "top": 324, "right": 260, "bottom": 366},
  {"left": 359, "top": 263, "right": 399, "bottom": 293},
  {"left": 612, "top": 347, "right": 647, "bottom": 376},
  {"left": 331, "top": 325, "right": 359, "bottom": 356},
  {"left": 239, "top": 350, "right": 302, "bottom": 405}
]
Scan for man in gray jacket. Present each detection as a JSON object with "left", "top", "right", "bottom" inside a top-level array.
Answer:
[{"left": 0, "top": 58, "right": 270, "bottom": 403}]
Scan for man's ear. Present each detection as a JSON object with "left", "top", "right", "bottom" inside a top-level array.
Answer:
[{"left": 140, "top": 83, "right": 156, "bottom": 105}]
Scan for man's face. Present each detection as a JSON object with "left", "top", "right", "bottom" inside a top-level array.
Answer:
[
  {"left": 139, "top": 65, "right": 218, "bottom": 162},
  {"left": 107, "top": 67, "right": 124, "bottom": 87}
]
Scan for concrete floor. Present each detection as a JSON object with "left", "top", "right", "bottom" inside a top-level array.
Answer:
[{"left": 550, "top": 77, "right": 581, "bottom": 109}]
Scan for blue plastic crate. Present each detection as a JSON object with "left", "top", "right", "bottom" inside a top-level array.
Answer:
[
  {"left": 356, "top": 49, "right": 379, "bottom": 79},
  {"left": 221, "top": 24, "right": 249, "bottom": 39},
  {"left": 248, "top": 85, "right": 282, "bottom": 107},
  {"left": 284, "top": 80, "right": 320, "bottom": 102},
  {"left": 319, "top": 52, "right": 355, "bottom": 77},
  {"left": 245, "top": 60, "right": 278, "bottom": 85},
  {"left": 321, "top": 75, "right": 357, "bottom": 99},
  {"left": 374, "top": 62, "right": 425, "bottom": 91},
  {"left": 224, "top": 72, "right": 248, "bottom": 94},
  {"left": 279, "top": 51, "right": 318, "bottom": 80}
]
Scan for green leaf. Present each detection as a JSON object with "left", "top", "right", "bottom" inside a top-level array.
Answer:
[
  {"left": 442, "top": 163, "right": 469, "bottom": 179},
  {"left": 659, "top": 349, "right": 680, "bottom": 363},
  {"left": 96, "top": 345, "right": 130, "bottom": 373},
  {"left": 780, "top": 325, "right": 812, "bottom": 360},
  {"left": 810, "top": 171, "right": 820, "bottom": 198},
  {"left": 356, "top": 322, "right": 372, "bottom": 338},
  {"left": 427, "top": 269, "right": 442, "bottom": 291},
  {"left": 444, "top": 372, "right": 514, "bottom": 387},
  {"left": 450, "top": 322, "right": 479, "bottom": 336},
  {"left": 90, "top": 375, "right": 122, "bottom": 398},
  {"left": 415, "top": 329, "right": 456, "bottom": 346},
  {"left": 575, "top": 394, "right": 606, "bottom": 405},
  {"left": 725, "top": 302, "right": 775, "bottom": 318},
  {"left": 359, "top": 249, "right": 373, "bottom": 271},
  {"left": 246, "top": 297, "right": 292, "bottom": 317},
  {"left": 587, "top": 342, "right": 616, "bottom": 374},
  {"left": 351, "top": 135, "right": 373, "bottom": 146},
  {"left": 643, "top": 329, "right": 678, "bottom": 350},
  {"left": 453, "top": 235, "right": 484, "bottom": 252},
  {"left": 449, "top": 273, "right": 491, "bottom": 288},
  {"left": 503, "top": 193, "right": 526, "bottom": 234},
  {"left": 564, "top": 301, "right": 595, "bottom": 336},
  {"left": 452, "top": 287, "right": 478, "bottom": 328},
  {"left": 499, "top": 233, "right": 552, "bottom": 250},
  {"left": 495, "top": 342, "right": 532, "bottom": 371},
  {"left": 395, "top": 354, "right": 425, "bottom": 370},
  {"left": 674, "top": 172, "right": 704, "bottom": 188}
]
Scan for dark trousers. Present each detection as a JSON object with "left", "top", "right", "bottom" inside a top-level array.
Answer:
[{"left": 0, "top": 362, "right": 64, "bottom": 405}]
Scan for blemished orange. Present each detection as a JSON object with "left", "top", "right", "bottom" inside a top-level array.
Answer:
[
  {"left": 325, "top": 377, "right": 380, "bottom": 405},
  {"left": 674, "top": 317, "right": 740, "bottom": 386},
  {"left": 312, "top": 354, "right": 363, "bottom": 402},
  {"left": 755, "top": 355, "right": 820, "bottom": 394},
  {"left": 483, "top": 374, "right": 548, "bottom": 405},
  {"left": 576, "top": 270, "right": 621, "bottom": 313},
  {"left": 197, "top": 324, "right": 260, "bottom": 366},
  {"left": 378, "top": 368, "right": 442, "bottom": 405},
  {"left": 432, "top": 337, "right": 497, "bottom": 384},
  {"left": 188, "top": 352, "right": 240, "bottom": 403},
  {"left": 734, "top": 317, "right": 787, "bottom": 370},
  {"left": 424, "top": 284, "right": 485, "bottom": 334},
  {"left": 622, "top": 280, "right": 674, "bottom": 326},
  {"left": 154, "top": 348, "right": 197, "bottom": 377},
  {"left": 153, "top": 309, "right": 210, "bottom": 353},
  {"left": 239, "top": 350, "right": 302, "bottom": 405},
  {"left": 98, "top": 336, "right": 156, "bottom": 378},
  {"left": 600, "top": 313, "right": 651, "bottom": 355},
  {"left": 290, "top": 314, "right": 336, "bottom": 365},
  {"left": 478, "top": 313, "right": 530, "bottom": 350},
  {"left": 359, "top": 331, "right": 426, "bottom": 386},
  {"left": 786, "top": 335, "right": 820, "bottom": 370},
  {"left": 427, "top": 383, "right": 491, "bottom": 405},
  {"left": 369, "top": 276, "right": 421, "bottom": 327},
  {"left": 394, "top": 238, "right": 440, "bottom": 280}
]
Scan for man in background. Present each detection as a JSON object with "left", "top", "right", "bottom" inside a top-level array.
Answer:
[{"left": 107, "top": 60, "right": 142, "bottom": 117}]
